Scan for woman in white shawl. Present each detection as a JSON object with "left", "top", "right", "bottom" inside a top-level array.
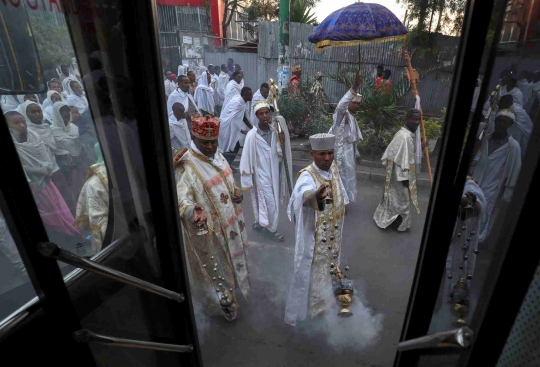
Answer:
[
  {"left": 194, "top": 71, "right": 215, "bottom": 115},
  {"left": 43, "top": 91, "right": 64, "bottom": 124},
  {"left": 19, "top": 100, "right": 78, "bottom": 213},
  {"left": 5, "top": 110, "right": 80, "bottom": 238},
  {"left": 51, "top": 102, "right": 89, "bottom": 214},
  {"left": 65, "top": 79, "right": 89, "bottom": 115},
  {"left": 16, "top": 94, "right": 40, "bottom": 106},
  {"left": 42, "top": 79, "right": 65, "bottom": 110}
]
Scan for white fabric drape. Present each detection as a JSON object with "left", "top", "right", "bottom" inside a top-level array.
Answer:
[
  {"left": 164, "top": 79, "right": 176, "bottom": 99},
  {"left": 51, "top": 102, "right": 83, "bottom": 157},
  {"left": 169, "top": 118, "right": 191, "bottom": 151},
  {"left": 43, "top": 91, "right": 64, "bottom": 123},
  {"left": 65, "top": 78, "right": 89, "bottom": 114},
  {"left": 167, "top": 88, "right": 200, "bottom": 122},
  {"left": 19, "top": 101, "right": 59, "bottom": 168},
  {"left": 217, "top": 72, "right": 229, "bottom": 106},
  {"left": 194, "top": 71, "right": 215, "bottom": 114},
  {"left": 499, "top": 86, "right": 524, "bottom": 107},
  {"left": 472, "top": 136, "right": 521, "bottom": 241},
  {"left": 222, "top": 79, "right": 243, "bottom": 111},
  {"left": 240, "top": 126, "right": 282, "bottom": 232},
  {"left": 1, "top": 95, "right": 20, "bottom": 112},
  {"left": 218, "top": 95, "right": 247, "bottom": 152}
]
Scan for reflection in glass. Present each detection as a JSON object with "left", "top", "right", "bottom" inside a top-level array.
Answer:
[{"left": 0, "top": 209, "right": 36, "bottom": 322}]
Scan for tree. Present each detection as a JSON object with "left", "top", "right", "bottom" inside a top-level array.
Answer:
[
  {"left": 222, "top": 0, "right": 248, "bottom": 45},
  {"left": 397, "top": 0, "right": 466, "bottom": 35},
  {"left": 27, "top": 14, "right": 73, "bottom": 76},
  {"left": 290, "top": 0, "right": 318, "bottom": 25}
]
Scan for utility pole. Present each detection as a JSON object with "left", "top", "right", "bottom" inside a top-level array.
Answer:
[{"left": 278, "top": 0, "right": 290, "bottom": 92}]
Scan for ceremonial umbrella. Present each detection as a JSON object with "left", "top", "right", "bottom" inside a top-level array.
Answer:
[
  {"left": 308, "top": 3, "right": 433, "bottom": 184},
  {"left": 308, "top": 2, "right": 408, "bottom": 51}
]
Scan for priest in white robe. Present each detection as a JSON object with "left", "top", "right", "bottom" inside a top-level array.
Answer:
[
  {"left": 472, "top": 110, "right": 521, "bottom": 242},
  {"left": 219, "top": 87, "right": 253, "bottom": 166},
  {"left": 240, "top": 101, "right": 285, "bottom": 242},
  {"left": 164, "top": 70, "right": 176, "bottom": 99},
  {"left": 285, "top": 133, "right": 349, "bottom": 326},
  {"left": 329, "top": 71, "right": 363, "bottom": 203},
  {"left": 174, "top": 115, "right": 250, "bottom": 321},
  {"left": 222, "top": 71, "right": 244, "bottom": 111},
  {"left": 373, "top": 109, "right": 422, "bottom": 232},
  {"left": 167, "top": 75, "right": 201, "bottom": 126}
]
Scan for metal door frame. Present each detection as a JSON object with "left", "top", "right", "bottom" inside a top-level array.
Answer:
[
  {"left": 0, "top": 0, "right": 203, "bottom": 365},
  {"left": 395, "top": 0, "right": 540, "bottom": 365}
]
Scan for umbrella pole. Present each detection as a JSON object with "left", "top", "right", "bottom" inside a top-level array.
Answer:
[{"left": 403, "top": 51, "right": 433, "bottom": 185}]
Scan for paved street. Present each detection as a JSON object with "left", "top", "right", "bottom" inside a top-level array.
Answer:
[{"left": 195, "top": 169, "right": 431, "bottom": 367}]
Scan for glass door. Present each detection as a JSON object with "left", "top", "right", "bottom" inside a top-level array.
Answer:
[{"left": 0, "top": 1, "right": 201, "bottom": 366}]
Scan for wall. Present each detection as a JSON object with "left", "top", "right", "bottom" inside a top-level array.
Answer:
[{"left": 206, "top": 22, "right": 460, "bottom": 116}]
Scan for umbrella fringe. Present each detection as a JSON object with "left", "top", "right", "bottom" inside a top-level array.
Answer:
[{"left": 314, "top": 34, "right": 407, "bottom": 51}]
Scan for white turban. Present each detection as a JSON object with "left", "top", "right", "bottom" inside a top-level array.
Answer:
[{"left": 253, "top": 100, "right": 270, "bottom": 113}]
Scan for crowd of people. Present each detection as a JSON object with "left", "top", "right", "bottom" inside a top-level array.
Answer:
[
  {"left": 1, "top": 52, "right": 537, "bottom": 328},
  {"left": 1, "top": 63, "right": 105, "bottom": 272}
]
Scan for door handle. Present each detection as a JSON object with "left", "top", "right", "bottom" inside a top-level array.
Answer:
[
  {"left": 397, "top": 326, "right": 473, "bottom": 352},
  {"left": 37, "top": 242, "right": 184, "bottom": 302},
  {"left": 73, "top": 329, "right": 193, "bottom": 353}
]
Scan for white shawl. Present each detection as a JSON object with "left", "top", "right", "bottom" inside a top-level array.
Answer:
[
  {"left": 218, "top": 94, "right": 247, "bottom": 152},
  {"left": 166, "top": 87, "right": 200, "bottom": 121},
  {"left": 1, "top": 95, "right": 20, "bottom": 112},
  {"left": 217, "top": 71, "right": 229, "bottom": 105},
  {"left": 65, "top": 78, "right": 89, "bottom": 114},
  {"left": 194, "top": 71, "right": 215, "bottom": 114},
  {"left": 500, "top": 86, "right": 524, "bottom": 107},
  {"left": 51, "top": 102, "right": 83, "bottom": 157},
  {"left": 222, "top": 79, "right": 243, "bottom": 110},
  {"left": 10, "top": 127, "right": 55, "bottom": 186},
  {"left": 43, "top": 91, "right": 64, "bottom": 123},
  {"left": 169, "top": 117, "right": 191, "bottom": 151},
  {"left": 20, "top": 101, "right": 59, "bottom": 159}
]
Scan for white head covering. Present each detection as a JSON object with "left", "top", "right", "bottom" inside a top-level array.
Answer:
[
  {"left": 42, "top": 90, "right": 64, "bottom": 110},
  {"left": 194, "top": 71, "right": 215, "bottom": 114},
  {"left": 310, "top": 133, "right": 336, "bottom": 151},
  {"left": 50, "top": 101, "right": 82, "bottom": 156},
  {"left": 6, "top": 111, "right": 55, "bottom": 183},
  {"left": 16, "top": 102, "right": 59, "bottom": 173},
  {"left": 65, "top": 78, "right": 89, "bottom": 114},
  {"left": 253, "top": 100, "right": 270, "bottom": 113},
  {"left": 496, "top": 109, "right": 516, "bottom": 121}
]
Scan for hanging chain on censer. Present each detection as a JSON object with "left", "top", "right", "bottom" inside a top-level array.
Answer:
[
  {"left": 323, "top": 186, "right": 354, "bottom": 317},
  {"left": 199, "top": 224, "right": 236, "bottom": 318},
  {"left": 447, "top": 192, "right": 478, "bottom": 326}
]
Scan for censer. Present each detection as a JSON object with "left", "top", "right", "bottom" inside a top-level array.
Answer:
[{"left": 331, "top": 263, "right": 354, "bottom": 317}]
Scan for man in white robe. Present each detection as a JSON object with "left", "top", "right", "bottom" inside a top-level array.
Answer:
[
  {"left": 177, "top": 63, "right": 188, "bottom": 78},
  {"left": 240, "top": 101, "right": 286, "bottom": 242},
  {"left": 329, "top": 71, "right": 363, "bottom": 203},
  {"left": 249, "top": 83, "right": 271, "bottom": 128},
  {"left": 285, "top": 133, "right": 349, "bottom": 325},
  {"left": 219, "top": 87, "right": 253, "bottom": 166},
  {"left": 373, "top": 109, "right": 422, "bottom": 231},
  {"left": 194, "top": 71, "right": 215, "bottom": 115},
  {"left": 169, "top": 103, "right": 191, "bottom": 153},
  {"left": 167, "top": 75, "right": 201, "bottom": 128},
  {"left": 472, "top": 110, "right": 521, "bottom": 242},
  {"left": 517, "top": 71, "right": 533, "bottom": 108},
  {"left": 164, "top": 70, "right": 176, "bottom": 99},
  {"left": 499, "top": 76, "right": 524, "bottom": 107},
  {"left": 216, "top": 64, "right": 229, "bottom": 116},
  {"left": 486, "top": 95, "right": 532, "bottom": 159},
  {"left": 222, "top": 71, "right": 244, "bottom": 111}
]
